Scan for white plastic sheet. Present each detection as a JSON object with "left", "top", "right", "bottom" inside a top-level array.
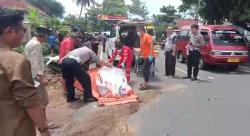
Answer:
[{"left": 96, "top": 67, "right": 132, "bottom": 97}]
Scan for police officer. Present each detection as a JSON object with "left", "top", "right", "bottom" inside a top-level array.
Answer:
[
  {"left": 61, "top": 45, "right": 110, "bottom": 103},
  {"left": 164, "top": 27, "right": 177, "bottom": 77},
  {"left": 183, "top": 24, "right": 205, "bottom": 81}
]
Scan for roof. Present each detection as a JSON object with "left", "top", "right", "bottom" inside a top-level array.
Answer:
[
  {"left": 0, "top": 0, "right": 47, "bottom": 16},
  {"left": 181, "top": 25, "right": 237, "bottom": 30},
  {"left": 176, "top": 19, "right": 198, "bottom": 29}
]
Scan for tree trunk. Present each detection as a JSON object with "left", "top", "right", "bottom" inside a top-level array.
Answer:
[{"left": 79, "top": 2, "right": 84, "bottom": 18}]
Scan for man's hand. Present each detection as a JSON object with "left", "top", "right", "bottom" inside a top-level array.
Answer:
[
  {"left": 40, "top": 76, "right": 49, "bottom": 86},
  {"left": 100, "top": 61, "right": 112, "bottom": 68},
  {"left": 118, "top": 63, "right": 125, "bottom": 69},
  {"left": 148, "top": 56, "right": 154, "bottom": 63},
  {"left": 172, "top": 52, "right": 176, "bottom": 57}
]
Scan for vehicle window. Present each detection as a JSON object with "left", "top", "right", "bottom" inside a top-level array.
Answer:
[
  {"left": 212, "top": 30, "right": 246, "bottom": 46},
  {"left": 110, "top": 27, "right": 117, "bottom": 38},
  {"left": 200, "top": 30, "right": 209, "bottom": 44},
  {"left": 179, "top": 30, "right": 189, "bottom": 40}
]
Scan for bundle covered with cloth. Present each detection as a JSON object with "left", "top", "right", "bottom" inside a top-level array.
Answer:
[
  {"left": 74, "top": 67, "right": 138, "bottom": 106},
  {"left": 96, "top": 67, "right": 133, "bottom": 97}
]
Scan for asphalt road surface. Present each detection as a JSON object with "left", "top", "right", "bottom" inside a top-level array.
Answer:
[{"left": 128, "top": 51, "right": 250, "bottom": 136}]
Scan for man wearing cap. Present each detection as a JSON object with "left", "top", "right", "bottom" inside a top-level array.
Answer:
[
  {"left": 61, "top": 45, "right": 110, "bottom": 103},
  {"left": 24, "top": 26, "right": 51, "bottom": 130},
  {"left": 0, "top": 8, "right": 50, "bottom": 136}
]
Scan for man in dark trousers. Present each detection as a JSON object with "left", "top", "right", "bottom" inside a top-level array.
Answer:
[
  {"left": 164, "top": 27, "right": 177, "bottom": 77},
  {"left": 183, "top": 24, "right": 205, "bottom": 81},
  {"left": 61, "top": 45, "right": 110, "bottom": 103}
]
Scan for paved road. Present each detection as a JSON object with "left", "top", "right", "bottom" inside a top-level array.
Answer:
[{"left": 128, "top": 51, "right": 250, "bottom": 136}]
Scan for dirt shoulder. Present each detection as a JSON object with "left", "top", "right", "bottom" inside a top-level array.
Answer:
[{"left": 45, "top": 79, "right": 161, "bottom": 136}]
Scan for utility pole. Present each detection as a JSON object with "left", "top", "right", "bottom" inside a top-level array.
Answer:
[{"left": 195, "top": 0, "right": 200, "bottom": 24}]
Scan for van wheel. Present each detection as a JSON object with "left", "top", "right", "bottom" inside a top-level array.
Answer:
[
  {"left": 177, "top": 52, "right": 185, "bottom": 63},
  {"left": 228, "top": 65, "right": 239, "bottom": 71},
  {"left": 199, "top": 58, "right": 206, "bottom": 69}
]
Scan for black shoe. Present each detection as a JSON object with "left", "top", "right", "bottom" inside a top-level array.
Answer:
[
  {"left": 67, "top": 97, "right": 80, "bottom": 103},
  {"left": 191, "top": 77, "right": 198, "bottom": 81},
  {"left": 182, "top": 76, "right": 191, "bottom": 79},
  {"left": 84, "top": 97, "right": 97, "bottom": 103}
]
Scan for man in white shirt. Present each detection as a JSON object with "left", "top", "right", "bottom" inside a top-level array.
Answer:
[
  {"left": 164, "top": 27, "right": 177, "bottom": 77},
  {"left": 24, "top": 27, "right": 52, "bottom": 131}
]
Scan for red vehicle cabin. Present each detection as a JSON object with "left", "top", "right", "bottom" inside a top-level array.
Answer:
[{"left": 176, "top": 25, "right": 249, "bottom": 69}]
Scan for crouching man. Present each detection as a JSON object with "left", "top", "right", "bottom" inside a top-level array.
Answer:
[{"left": 61, "top": 45, "right": 110, "bottom": 103}]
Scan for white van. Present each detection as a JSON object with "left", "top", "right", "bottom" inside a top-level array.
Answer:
[{"left": 106, "top": 21, "right": 156, "bottom": 58}]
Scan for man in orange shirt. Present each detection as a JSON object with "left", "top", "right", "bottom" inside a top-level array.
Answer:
[{"left": 138, "top": 26, "right": 155, "bottom": 90}]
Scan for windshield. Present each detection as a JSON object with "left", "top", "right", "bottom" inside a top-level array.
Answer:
[{"left": 212, "top": 30, "right": 246, "bottom": 46}]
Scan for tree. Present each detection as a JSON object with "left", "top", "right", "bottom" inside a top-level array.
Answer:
[
  {"left": 26, "top": 0, "right": 65, "bottom": 18},
  {"left": 154, "top": 5, "right": 180, "bottom": 24},
  {"left": 87, "top": 7, "right": 112, "bottom": 32},
  {"left": 179, "top": 0, "right": 250, "bottom": 30},
  {"left": 128, "top": 0, "right": 149, "bottom": 19},
  {"left": 73, "top": 0, "right": 95, "bottom": 18},
  {"left": 102, "top": 0, "right": 128, "bottom": 16},
  {"left": 63, "top": 15, "right": 89, "bottom": 31}
]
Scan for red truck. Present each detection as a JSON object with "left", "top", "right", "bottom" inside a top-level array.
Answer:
[{"left": 176, "top": 25, "right": 249, "bottom": 70}]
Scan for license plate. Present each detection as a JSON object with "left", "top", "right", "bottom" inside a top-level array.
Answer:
[{"left": 227, "top": 58, "right": 240, "bottom": 63}]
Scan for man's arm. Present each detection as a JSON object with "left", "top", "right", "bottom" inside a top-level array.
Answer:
[
  {"left": 147, "top": 35, "right": 154, "bottom": 56},
  {"left": 172, "top": 35, "right": 177, "bottom": 56},
  {"left": 9, "top": 59, "right": 50, "bottom": 135},
  {"left": 108, "top": 49, "right": 118, "bottom": 63}
]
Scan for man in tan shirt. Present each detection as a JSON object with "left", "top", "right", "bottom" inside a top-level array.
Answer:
[{"left": 0, "top": 8, "right": 50, "bottom": 136}]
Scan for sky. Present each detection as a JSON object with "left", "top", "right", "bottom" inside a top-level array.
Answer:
[{"left": 56, "top": 0, "right": 182, "bottom": 17}]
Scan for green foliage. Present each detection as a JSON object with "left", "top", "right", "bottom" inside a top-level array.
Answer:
[
  {"left": 154, "top": 5, "right": 180, "bottom": 24},
  {"left": 14, "top": 44, "right": 25, "bottom": 54},
  {"left": 179, "top": 0, "right": 250, "bottom": 25},
  {"left": 128, "top": 0, "right": 149, "bottom": 19},
  {"left": 43, "top": 16, "right": 62, "bottom": 30},
  {"left": 64, "top": 15, "right": 89, "bottom": 31},
  {"left": 152, "top": 5, "right": 179, "bottom": 40},
  {"left": 27, "top": 9, "right": 63, "bottom": 33},
  {"left": 87, "top": 7, "right": 113, "bottom": 32},
  {"left": 27, "top": 9, "right": 44, "bottom": 29},
  {"left": 26, "top": 0, "right": 65, "bottom": 18},
  {"left": 102, "top": 0, "right": 128, "bottom": 16},
  {"left": 72, "top": 0, "right": 95, "bottom": 18}
]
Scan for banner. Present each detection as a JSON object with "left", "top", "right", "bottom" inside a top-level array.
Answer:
[{"left": 97, "top": 15, "right": 128, "bottom": 21}]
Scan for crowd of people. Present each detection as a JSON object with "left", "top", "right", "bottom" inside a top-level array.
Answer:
[{"left": 0, "top": 8, "right": 205, "bottom": 136}]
